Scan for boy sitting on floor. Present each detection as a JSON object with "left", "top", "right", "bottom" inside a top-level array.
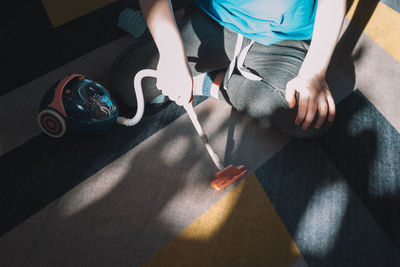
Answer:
[{"left": 110, "top": 0, "right": 346, "bottom": 138}]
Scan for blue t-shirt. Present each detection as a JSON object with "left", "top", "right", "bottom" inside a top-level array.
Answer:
[{"left": 194, "top": 0, "right": 317, "bottom": 45}]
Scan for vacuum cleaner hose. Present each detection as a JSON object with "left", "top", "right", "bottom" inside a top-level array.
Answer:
[{"left": 116, "top": 69, "right": 157, "bottom": 126}]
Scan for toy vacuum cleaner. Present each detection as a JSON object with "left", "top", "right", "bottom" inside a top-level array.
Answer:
[
  {"left": 38, "top": 70, "right": 247, "bottom": 190},
  {"left": 38, "top": 74, "right": 119, "bottom": 138}
]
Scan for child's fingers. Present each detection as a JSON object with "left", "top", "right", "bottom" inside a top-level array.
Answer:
[
  {"left": 295, "top": 93, "right": 309, "bottom": 126},
  {"left": 285, "top": 82, "right": 297, "bottom": 108},
  {"left": 302, "top": 95, "right": 318, "bottom": 130},
  {"left": 326, "top": 92, "right": 336, "bottom": 122},
  {"left": 314, "top": 98, "right": 328, "bottom": 129}
]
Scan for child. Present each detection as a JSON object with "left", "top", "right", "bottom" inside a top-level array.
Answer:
[{"left": 110, "top": 0, "right": 346, "bottom": 138}]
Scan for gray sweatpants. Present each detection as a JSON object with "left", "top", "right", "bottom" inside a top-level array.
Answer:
[{"left": 110, "top": 4, "right": 332, "bottom": 138}]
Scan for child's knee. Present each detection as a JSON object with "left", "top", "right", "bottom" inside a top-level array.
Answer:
[
  {"left": 286, "top": 122, "right": 332, "bottom": 138},
  {"left": 270, "top": 107, "right": 333, "bottom": 138}
]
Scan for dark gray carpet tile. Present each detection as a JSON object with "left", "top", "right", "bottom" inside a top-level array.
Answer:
[
  {"left": 0, "top": 96, "right": 206, "bottom": 238},
  {"left": 0, "top": 0, "right": 133, "bottom": 96},
  {"left": 0, "top": 0, "right": 191, "bottom": 96},
  {"left": 255, "top": 139, "right": 400, "bottom": 267},
  {"left": 316, "top": 90, "right": 400, "bottom": 250}
]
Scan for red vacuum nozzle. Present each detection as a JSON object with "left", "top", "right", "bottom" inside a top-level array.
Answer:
[
  {"left": 210, "top": 165, "right": 247, "bottom": 190},
  {"left": 182, "top": 103, "right": 247, "bottom": 191}
]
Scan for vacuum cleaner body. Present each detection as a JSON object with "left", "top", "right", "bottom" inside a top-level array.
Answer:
[{"left": 38, "top": 74, "right": 119, "bottom": 137}]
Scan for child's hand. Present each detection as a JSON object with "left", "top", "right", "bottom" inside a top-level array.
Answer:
[
  {"left": 156, "top": 53, "right": 193, "bottom": 106},
  {"left": 285, "top": 73, "right": 335, "bottom": 130}
]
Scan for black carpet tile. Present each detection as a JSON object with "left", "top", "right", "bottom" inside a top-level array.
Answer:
[
  {"left": 0, "top": 0, "right": 139, "bottom": 96},
  {"left": 256, "top": 138, "right": 400, "bottom": 267},
  {"left": 317, "top": 90, "right": 400, "bottom": 250},
  {"left": 256, "top": 90, "right": 400, "bottom": 266},
  {"left": 0, "top": 0, "right": 192, "bottom": 96}
]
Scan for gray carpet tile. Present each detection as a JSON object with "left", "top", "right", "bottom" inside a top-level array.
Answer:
[
  {"left": 380, "top": 0, "right": 400, "bottom": 12},
  {"left": 332, "top": 18, "right": 400, "bottom": 132},
  {"left": 0, "top": 98, "right": 290, "bottom": 267},
  {"left": 0, "top": 96, "right": 202, "bottom": 238}
]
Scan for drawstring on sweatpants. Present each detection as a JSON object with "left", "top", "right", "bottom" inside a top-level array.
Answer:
[{"left": 224, "top": 33, "right": 262, "bottom": 89}]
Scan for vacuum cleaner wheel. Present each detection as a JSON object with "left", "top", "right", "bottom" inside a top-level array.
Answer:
[{"left": 38, "top": 109, "right": 66, "bottom": 138}]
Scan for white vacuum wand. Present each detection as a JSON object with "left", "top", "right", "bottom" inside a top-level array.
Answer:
[{"left": 183, "top": 103, "right": 224, "bottom": 170}]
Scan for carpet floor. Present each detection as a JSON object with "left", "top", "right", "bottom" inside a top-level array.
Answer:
[{"left": 0, "top": 0, "right": 399, "bottom": 266}]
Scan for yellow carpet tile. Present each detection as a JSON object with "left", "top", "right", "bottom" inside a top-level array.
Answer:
[
  {"left": 41, "top": 0, "right": 117, "bottom": 27},
  {"left": 143, "top": 174, "right": 301, "bottom": 267},
  {"left": 346, "top": 0, "right": 400, "bottom": 62}
]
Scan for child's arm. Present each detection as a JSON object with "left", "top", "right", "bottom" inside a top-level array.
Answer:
[
  {"left": 285, "top": 0, "right": 346, "bottom": 130},
  {"left": 139, "top": 0, "right": 193, "bottom": 105}
]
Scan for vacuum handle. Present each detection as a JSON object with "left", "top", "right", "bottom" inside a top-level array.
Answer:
[
  {"left": 184, "top": 103, "right": 224, "bottom": 171},
  {"left": 117, "top": 69, "right": 157, "bottom": 126}
]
